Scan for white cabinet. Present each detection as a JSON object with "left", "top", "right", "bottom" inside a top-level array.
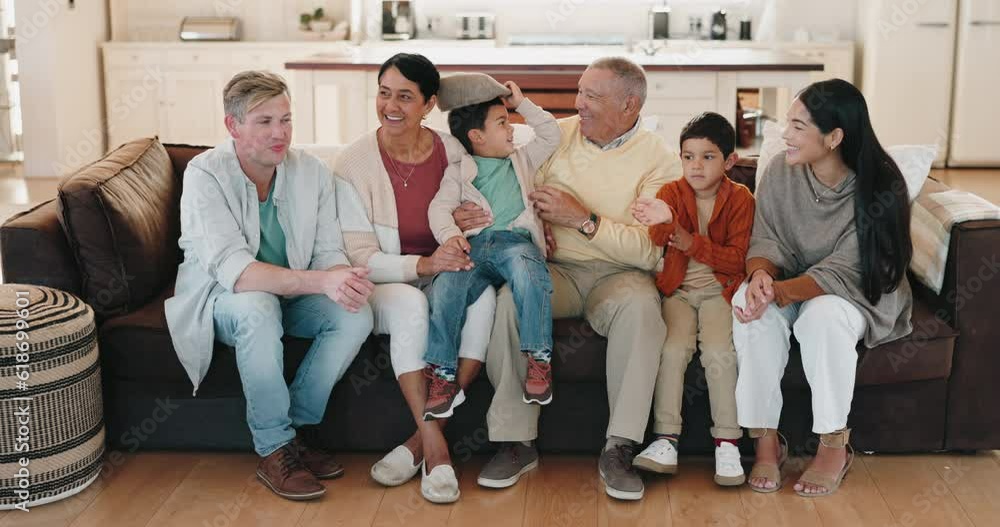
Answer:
[
  {"left": 103, "top": 43, "right": 349, "bottom": 148},
  {"left": 163, "top": 72, "right": 228, "bottom": 146},
  {"left": 104, "top": 66, "right": 166, "bottom": 149},
  {"left": 783, "top": 44, "right": 855, "bottom": 84},
  {"left": 948, "top": 0, "right": 1000, "bottom": 166},
  {"left": 859, "top": 0, "right": 959, "bottom": 166},
  {"left": 642, "top": 72, "right": 719, "bottom": 148}
]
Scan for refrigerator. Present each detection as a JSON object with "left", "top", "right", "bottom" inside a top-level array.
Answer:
[
  {"left": 948, "top": 0, "right": 1000, "bottom": 166},
  {"left": 859, "top": 0, "right": 1000, "bottom": 167}
]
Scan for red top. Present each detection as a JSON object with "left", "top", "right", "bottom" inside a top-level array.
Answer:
[
  {"left": 379, "top": 131, "right": 448, "bottom": 257},
  {"left": 649, "top": 176, "right": 756, "bottom": 304}
]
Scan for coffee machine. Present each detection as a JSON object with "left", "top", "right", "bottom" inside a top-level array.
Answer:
[
  {"left": 710, "top": 9, "right": 727, "bottom": 40},
  {"left": 382, "top": 0, "right": 414, "bottom": 40},
  {"left": 648, "top": 4, "right": 671, "bottom": 40}
]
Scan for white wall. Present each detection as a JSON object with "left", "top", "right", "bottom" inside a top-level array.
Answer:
[{"left": 16, "top": 0, "right": 109, "bottom": 178}]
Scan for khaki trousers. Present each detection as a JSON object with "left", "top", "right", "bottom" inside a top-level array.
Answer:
[
  {"left": 486, "top": 259, "right": 666, "bottom": 443},
  {"left": 653, "top": 287, "right": 741, "bottom": 440}
]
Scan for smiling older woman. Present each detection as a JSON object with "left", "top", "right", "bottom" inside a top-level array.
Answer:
[{"left": 331, "top": 53, "right": 496, "bottom": 504}]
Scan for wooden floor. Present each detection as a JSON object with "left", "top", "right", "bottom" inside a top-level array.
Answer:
[{"left": 5, "top": 451, "right": 1000, "bottom": 526}]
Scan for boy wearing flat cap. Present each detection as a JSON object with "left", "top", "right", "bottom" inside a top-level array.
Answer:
[{"left": 421, "top": 74, "right": 560, "bottom": 420}]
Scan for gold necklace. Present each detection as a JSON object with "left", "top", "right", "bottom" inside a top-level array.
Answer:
[{"left": 381, "top": 128, "right": 427, "bottom": 189}]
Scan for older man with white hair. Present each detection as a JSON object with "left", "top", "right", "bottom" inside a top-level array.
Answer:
[{"left": 460, "top": 57, "right": 681, "bottom": 500}]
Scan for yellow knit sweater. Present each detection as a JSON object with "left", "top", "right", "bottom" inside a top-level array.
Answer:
[{"left": 537, "top": 116, "right": 681, "bottom": 270}]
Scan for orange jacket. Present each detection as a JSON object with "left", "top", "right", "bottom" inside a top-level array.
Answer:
[{"left": 649, "top": 176, "right": 755, "bottom": 304}]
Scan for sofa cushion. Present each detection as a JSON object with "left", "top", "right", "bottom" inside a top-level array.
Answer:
[
  {"left": 103, "top": 287, "right": 954, "bottom": 392},
  {"left": 99, "top": 286, "right": 394, "bottom": 391},
  {"left": 57, "top": 137, "right": 180, "bottom": 318},
  {"left": 551, "top": 294, "right": 955, "bottom": 387}
]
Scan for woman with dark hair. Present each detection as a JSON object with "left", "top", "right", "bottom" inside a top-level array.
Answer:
[
  {"left": 732, "top": 79, "right": 913, "bottom": 496},
  {"left": 333, "top": 53, "right": 496, "bottom": 503}
]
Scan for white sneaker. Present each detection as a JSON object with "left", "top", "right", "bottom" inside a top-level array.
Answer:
[
  {"left": 421, "top": 463, "right": 460, "bottom": 504},
  {"left": 714, "top": 442, "right": 746, "bottom": 486},
  {"left": 632, "top": 438, "right": 678, "bottom": 474},
  {"left": 371, "top": 445, "right": 422, "bottom": 487}
]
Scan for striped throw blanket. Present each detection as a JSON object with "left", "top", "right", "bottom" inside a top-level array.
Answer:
[{"left": 911, "top": 189, "right": 1000, "bottom": 293}]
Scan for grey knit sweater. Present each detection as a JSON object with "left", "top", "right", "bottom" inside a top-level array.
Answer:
[{"left": 749, "top": 152, "right": 913, "bottom": 348}]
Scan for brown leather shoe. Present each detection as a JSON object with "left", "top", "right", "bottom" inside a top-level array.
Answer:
[
  {"left": 292, "top": 435, "right": 345, "bottom": 479},
  {"left": 256, "top": 444, "right": 326, "bottom": 501}
]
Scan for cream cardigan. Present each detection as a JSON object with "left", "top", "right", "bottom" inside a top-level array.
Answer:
[{"left": 333, "top": 127, "right": 473, "bottom": 283}]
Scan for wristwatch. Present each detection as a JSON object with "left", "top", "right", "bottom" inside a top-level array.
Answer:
[{"left": 578, "top": 212, "right": 598, "bottom": 236}]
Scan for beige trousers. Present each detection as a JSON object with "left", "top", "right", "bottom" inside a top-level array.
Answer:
[
  {"left": 485, "top": 259, "right": 666, "bottom": 443},
  {"left": 653, "top": 287, "right": 741, "bottom": 440}
]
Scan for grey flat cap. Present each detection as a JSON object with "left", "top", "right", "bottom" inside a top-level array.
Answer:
[{"left": 437, "top": 73, "right": 511, "bottom": 112}]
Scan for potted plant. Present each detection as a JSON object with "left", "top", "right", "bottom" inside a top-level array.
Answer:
[{"left": 301, "top": 7, "right": 333, "bottom": 32}]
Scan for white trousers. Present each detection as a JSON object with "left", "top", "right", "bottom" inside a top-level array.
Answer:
[
  {"left": 732, "top": 282, "right": 867, "bottom": 434},
  {"left": 368, "top": 281, "right": 496, "bottom": 378}
]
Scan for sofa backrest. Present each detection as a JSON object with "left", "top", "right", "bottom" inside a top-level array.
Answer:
[{"left": 57, "top": 138, "right": 181, "bottom": 318}]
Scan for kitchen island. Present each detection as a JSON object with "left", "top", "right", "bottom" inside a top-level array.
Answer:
[{"left": 286, "top": 46, "right": 822, "bottom": 145}]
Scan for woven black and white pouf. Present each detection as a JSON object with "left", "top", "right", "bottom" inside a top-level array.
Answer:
[{"left": 0, "top": 285, "right": 105, "bottom": 511}]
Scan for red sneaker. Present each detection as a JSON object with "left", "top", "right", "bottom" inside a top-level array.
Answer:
[
  {"left": 423, "top": 368, "right": 465, "bottom": 420},
  {"left": 522, "top": 355, "right": 553, "bottom": 405}
]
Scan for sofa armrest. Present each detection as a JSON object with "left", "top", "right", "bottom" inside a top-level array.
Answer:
[
  {"left": 1, "top": 199, "right": 82, "bottom": 294},
  {"left": 935, "top": 216, "right": 1000, "bottom": 450}
]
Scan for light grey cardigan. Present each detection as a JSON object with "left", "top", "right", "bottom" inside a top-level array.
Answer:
[
  {"left": 165, "top": 139, "right": 350, "bottom": 393},
  {"left": 427, "top": 98, "right": 560, "bottom": 257},
  {"left": 749, "top": 152, "right": 913, "bottom": 347}
]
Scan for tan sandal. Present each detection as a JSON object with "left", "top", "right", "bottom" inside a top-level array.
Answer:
[
  {"left": 795, "top": 428, "right": 854, "bottom": 497},
  {"left": 747, "top": 428, "right": 788, "bottom": 493}
]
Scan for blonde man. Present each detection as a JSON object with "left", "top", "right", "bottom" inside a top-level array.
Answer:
[{"left": 166, "top": 71, "right": 374, "bottom": 501}]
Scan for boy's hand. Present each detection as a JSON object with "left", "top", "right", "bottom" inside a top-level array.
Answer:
[
  {"left": 631, "top": 197, "right": 673, "bottom": 226},
  {"left": 543, "top": 222, "right": 557, "bottom": 257},
  {"left": 444, "top": 235, "right": 471, "bottom": 254},
  {"left": 503, "top": 81, "right": 525, "bottom": 109},
  {"left": 668, "top": 224, "right": 694, "bottom": 252}
]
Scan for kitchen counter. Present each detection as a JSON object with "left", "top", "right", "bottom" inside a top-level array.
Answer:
[{"left": 285, "top": 46, "right": 823, "bottom": 72}]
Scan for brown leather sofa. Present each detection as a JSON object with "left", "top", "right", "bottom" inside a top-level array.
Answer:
[{"left": 3, "top": 138, "right": 998, "bottom": 457}]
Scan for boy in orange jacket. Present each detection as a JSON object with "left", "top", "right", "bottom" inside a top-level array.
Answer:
[{"left": 630, "top": 112, "right": 755, "bottom": 486}]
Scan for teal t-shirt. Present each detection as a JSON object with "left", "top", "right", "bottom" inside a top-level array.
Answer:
[
  {"left": 257, "top": 179, "right": 289, "bottom": 268},
  {"left": 472, "top": 155, "right": 530, "bottom": 238}
]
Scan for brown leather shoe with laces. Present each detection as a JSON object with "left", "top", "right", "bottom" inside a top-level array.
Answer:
[
  {"left": 423, "top": 368, "right": 465, "bottom": 420},
  {"left": 292, "top": 435, "right": 345, "bottom": 480},
  {"left": 522, "top": 355, "right": 553, "bottom": 405},
  {"left": 256, "top": 443, "right": 326, "bottom": 501}
]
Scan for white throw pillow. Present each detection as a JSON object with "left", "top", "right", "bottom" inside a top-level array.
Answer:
[
  {"left": 887, "top": 144, "right": 937, "bottom": 201},
  {"left": 754, "top": 120, "right": 936, "bottom": 202},
  {"left": 295, "top": 144, "right": 347, "bottom": 174}
]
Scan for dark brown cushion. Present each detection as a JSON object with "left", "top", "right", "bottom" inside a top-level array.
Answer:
[
  {"left": 57, "top": 137, "right": 180, "bottom": 318},
  {"left": 163, "top": 143, "right": 211, "bottom": 182}
]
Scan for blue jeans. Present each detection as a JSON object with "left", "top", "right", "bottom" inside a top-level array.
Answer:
[
  {"left": 425, "top": 230, "right": 552, "bottom": 370},
  {"left": 213, "top": 291, "right": 373, "bottom": 456}
]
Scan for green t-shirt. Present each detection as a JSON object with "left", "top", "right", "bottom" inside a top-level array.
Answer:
[
  {"left": 472, "top": 155, "right": 529, "bottom": 238},
  {"left": 257, "top": 179, "right": 289, "bottom": 268}
]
